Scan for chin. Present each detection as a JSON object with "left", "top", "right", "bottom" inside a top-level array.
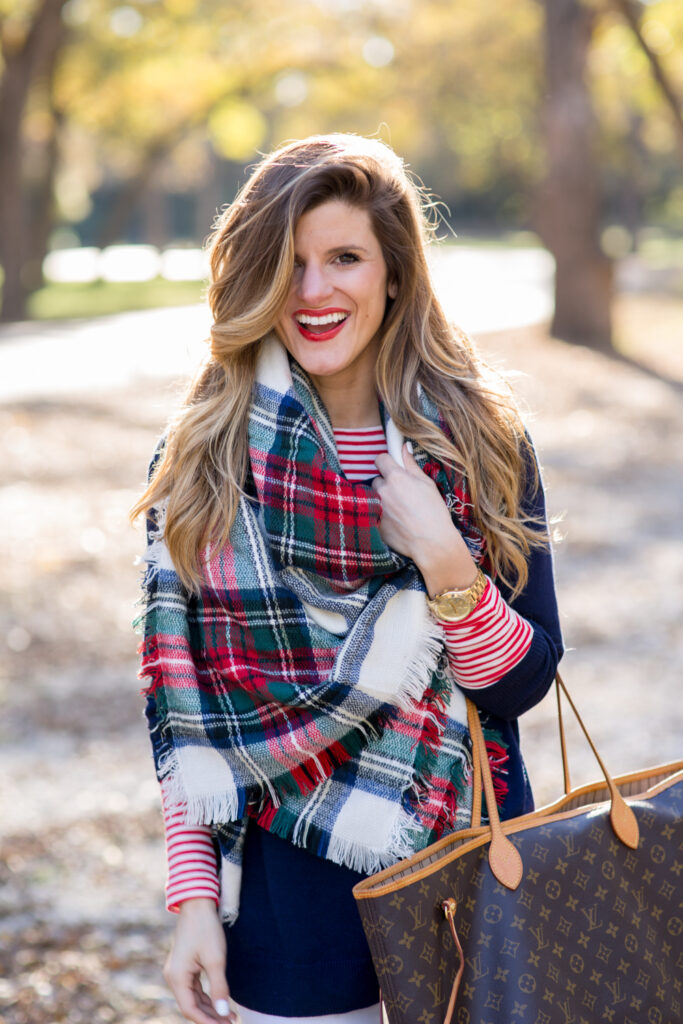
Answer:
[
  {"left": 282, "top": 335, "right": 346, "bottom": 372},
  {"left": 298, "top": 353, "right": 349, "bottom": 378}
]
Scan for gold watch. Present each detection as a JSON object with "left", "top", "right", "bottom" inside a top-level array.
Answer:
[{"left": 427, "top": 568, "right": 487, "bottom": 622}]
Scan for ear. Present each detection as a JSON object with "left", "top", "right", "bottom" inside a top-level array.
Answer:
[{"left": 387, "top": 278, "right": 398, "bottom": 299}]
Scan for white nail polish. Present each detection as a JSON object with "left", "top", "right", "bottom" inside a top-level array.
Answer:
[
  {"left": 214, "top": 999, "right": 231, "bottom": 1017},
  {"left": 406, "top": 441, "right": 414, "bottom": 454}
]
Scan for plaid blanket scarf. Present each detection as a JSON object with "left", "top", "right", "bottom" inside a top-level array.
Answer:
[{"left": 139, "top": 333, "right": 488, "bottom": 922}]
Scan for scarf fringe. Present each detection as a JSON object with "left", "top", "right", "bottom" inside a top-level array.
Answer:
[
  {"left": 156, "top": 708, "right": 393, "bottom": 826},
  {"left": 254, "top": 800, "right": 421, "bottom": 876},
  {"left": 390, "top": 617, "right": 446, "bottom": 710},
  {"left": 219, "top": 900, "right": 239, "bottom": 926},
  {"left": 217, "top": 854, "right": 242, "bottom": 925},
  {"left": 155, "top": 749, "right": 246, "bottom": 825},
  {"left": 137, "top": 638, "right": 163, "bottom": 697},
  {"left": 326, "top": 805, "right": 421, "bottom": 874}
]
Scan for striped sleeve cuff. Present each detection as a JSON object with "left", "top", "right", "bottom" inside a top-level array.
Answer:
[
  {"left": 439, "top": 577, "right": 534, "bottom": 690},
  {"left": 161, "top": 783, "right": 220, "bottom": 913}
]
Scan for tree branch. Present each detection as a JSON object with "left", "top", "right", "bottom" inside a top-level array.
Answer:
[
  {"left": 611, "top": 0, "right": 683, "bottom": 158},
  {"left": 97, "top": 86, "right": 253, "bottom": 246}
]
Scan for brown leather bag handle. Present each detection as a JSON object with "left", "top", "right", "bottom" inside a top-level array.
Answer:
[
  {"left": 553, "top": 672, "right": 639, "bottom": 849},
  {"left": 466, "top": 671, "right": 640, "bottom": 889},
  {"left": 467, "top": 694, "right": 523, "bottom": 888},
  {"left": 466, "top": 698, "right": 483, "bottom": 827}
]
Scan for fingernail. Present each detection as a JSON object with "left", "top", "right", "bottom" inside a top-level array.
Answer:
[
  {"left": 214, "top": 999, "right": 231, "bottom": 1017},
  {"left": 406, "top": 441, "right": 414, "bottom": 454}
]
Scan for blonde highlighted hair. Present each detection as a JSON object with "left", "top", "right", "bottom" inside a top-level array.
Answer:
[{"left": 131, "top": 133, "right": 547, "bottom": 595}]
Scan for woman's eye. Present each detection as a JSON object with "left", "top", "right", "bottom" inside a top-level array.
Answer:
[{"left": 337, "top": 252, "right": 359, "bottom": 265}]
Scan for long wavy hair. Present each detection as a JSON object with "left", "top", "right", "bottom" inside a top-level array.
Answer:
[{"left": 131, "top": 133, "right": 547, "bottom": 595}]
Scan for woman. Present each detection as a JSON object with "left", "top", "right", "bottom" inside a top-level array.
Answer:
[{"left": 132, "top": 133, "right": 562, "bottom": 1024}]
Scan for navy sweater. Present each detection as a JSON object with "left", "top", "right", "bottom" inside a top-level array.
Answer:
[{"left": 224, "top": 469, "right": 564, "bottom": 1016}]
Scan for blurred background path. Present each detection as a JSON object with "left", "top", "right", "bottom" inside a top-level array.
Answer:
[{"left": 0, "top": 246, "right": 553, "bottom": 401}]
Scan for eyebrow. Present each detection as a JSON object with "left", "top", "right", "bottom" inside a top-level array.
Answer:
[
  {"left": 294, "top": 245, "right": 371, "bottom": 258},
  {"left": 327, "top": 244, "right": 369, "bottom": 254}
]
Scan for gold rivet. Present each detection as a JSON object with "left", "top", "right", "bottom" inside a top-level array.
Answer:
[{"left": 442, "top": 897, "right": 457, "bottom": 918}]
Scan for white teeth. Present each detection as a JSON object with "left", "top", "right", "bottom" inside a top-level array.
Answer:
[{"left": 296, "top": 312, "right": 348, "bottom": 326}]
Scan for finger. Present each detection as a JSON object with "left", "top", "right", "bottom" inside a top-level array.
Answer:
[
  {"left": 173, "top": 972, "right": 221, "bottom": 1024},
  {"left": 191, "top": 976, "right": 219, "bottom": 1011},
  {"left": 189, "top": 978, "right": 237, "bottom": 1024},
  {"left": 373, "top": 451, "right": 399, "bottom": 476},
  {"left": 166, "top": 962, "right": 224, "bottom": 1024},
  {"left": 204, "top": 959, "right": 236, "bottom": 1022},
  {"left": 214, "top": 1000, "right": 238, "bottom": 1023},
  {"left": 401, "top": 443, "right": 424, "bottom": 475}
]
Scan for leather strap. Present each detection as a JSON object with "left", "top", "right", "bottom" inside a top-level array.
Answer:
[
  {"left": 555, "top": 672, "right": 639, "bottom": 849},
  {"left": 466, "top": 698, "right": 483, "bottom": 828},
  {"left": 556, "top": 675, "right": 572, "bottom": 794},
  {"left": 442, "top": 897, "right": 464, "bottom": 1024},
  {"left": 465, "top": 671, "right": 640, "bottom": 891},
  {"left": 466, "top": 696, "right": 523, "bottom": 889}
]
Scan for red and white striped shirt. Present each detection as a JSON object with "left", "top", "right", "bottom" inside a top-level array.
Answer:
[
  {"left": 333, "top": 425, "right": 388, "bottom": 481},
  {"left": 161, "top": 426, "right": 533, "bottom": 911}
]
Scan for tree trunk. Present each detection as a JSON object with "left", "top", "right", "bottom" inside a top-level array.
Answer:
[
  {"left": 97, "top": 140, "right": 172, "bottom": 248},
  {"left": 537, "top": 0, "right": 613, "bottom": 350},
  {"left": 196, "top": 146, "right": 223, "bottom": 243},
  {"left": 0, "top": 0, "right": 68, "bottom": 321},
  {"left": 143, "top": 183, "right": 168, "bottom": 250},
  {"left": 0, "top": 103, "right": 28, "bottom": 321},
  {"left": 620, "top": 113, "right": 646, "bottom": 244},
  {"left": 26, "top": 49, "right": 68, "bottom": 295},
  {"left": 25, "top": 108, "right": 65, "bottom": 293}
]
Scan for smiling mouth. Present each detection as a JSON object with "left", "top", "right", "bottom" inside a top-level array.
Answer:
[{"left": 294, "top": 309, "right": 350, "bottom": 341}]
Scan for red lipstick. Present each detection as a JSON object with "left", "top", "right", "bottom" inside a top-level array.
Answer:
[{"left": 293, "top": 308, "right": 350, "bottom": 342}]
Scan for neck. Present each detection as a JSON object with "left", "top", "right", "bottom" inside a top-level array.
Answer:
[{"left": 311, "top": 373, "right": 381, "bottom": 428}]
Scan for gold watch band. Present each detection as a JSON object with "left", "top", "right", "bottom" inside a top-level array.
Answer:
[{"left": 426, "top": 568, "right": 487, "bottom": 622}]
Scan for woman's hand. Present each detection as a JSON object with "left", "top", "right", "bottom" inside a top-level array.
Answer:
[
  {"left": 164, "top": 898, "right": 238, "bottom": 1024},
  {"left": 372, "top": 444, "right": 477, "bottom": 595}
]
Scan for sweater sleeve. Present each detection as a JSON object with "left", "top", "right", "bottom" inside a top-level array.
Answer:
[
  {"left": 439, "top": 576, "right": 534, "bottom": 689},
  {"left": 436, "top": 448, "right": 563, "bottom": 721},
  {"left": 161, "top": 781, "right": 220, "bottom": 913},
  {"left": 143, "top": 688, "right": 221, "bottom": 912},
  {"left": 140, "top": 452, "right": 221, "bottom": 913}
]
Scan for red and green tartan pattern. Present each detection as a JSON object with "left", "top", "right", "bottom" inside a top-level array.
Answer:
[{"left": 139, "top": 336, "right": 489, "bottom": 881}]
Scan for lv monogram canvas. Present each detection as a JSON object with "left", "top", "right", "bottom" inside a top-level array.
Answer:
[{"left": 355, "top": 755, "right": 683, "bottom": 1024}]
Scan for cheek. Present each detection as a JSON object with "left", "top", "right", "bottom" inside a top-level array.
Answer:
[
  {"left": 273, "top": 317, "right": 294, "bottom": 353},
  {"left": 360, "top": 271, "right": 390, "bottom": 318},
  {"left": 276, "top": 293, "right": 296, "bottom": 331}
]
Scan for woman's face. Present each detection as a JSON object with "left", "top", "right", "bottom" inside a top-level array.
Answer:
[{"left": 275, "top": 200, "right": 396, "bottom": 387}]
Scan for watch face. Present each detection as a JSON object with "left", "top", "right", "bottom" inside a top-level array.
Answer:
[
  {"left": 451, "top": 596, "right": 471, "bottom": 617},
  {"left": 435, "top": 595, "right": 472, "bottom": 621},
  {"left": 429, "top": 569, "right": 485, "bottom": 622}
]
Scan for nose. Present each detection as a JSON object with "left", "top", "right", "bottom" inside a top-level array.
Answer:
[{"left": 296, "top": 261, "right": 333, "bottom": 306}]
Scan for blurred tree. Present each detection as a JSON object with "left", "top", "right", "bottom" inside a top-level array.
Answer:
[
  {"left": 611, "top": 0, "right": 683, "bottom": 157},
  {"left": 537, "top": 0, "right": 614, "bottom": 350},
  {"left": 588, "top": 0, "right": 683, "bottom": 235},
  {"left": 0, "top": 0, "right": 69, "bottom": 321},
  {"left": 1, "top": 0, "right": 681, "bottom": 324}
]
